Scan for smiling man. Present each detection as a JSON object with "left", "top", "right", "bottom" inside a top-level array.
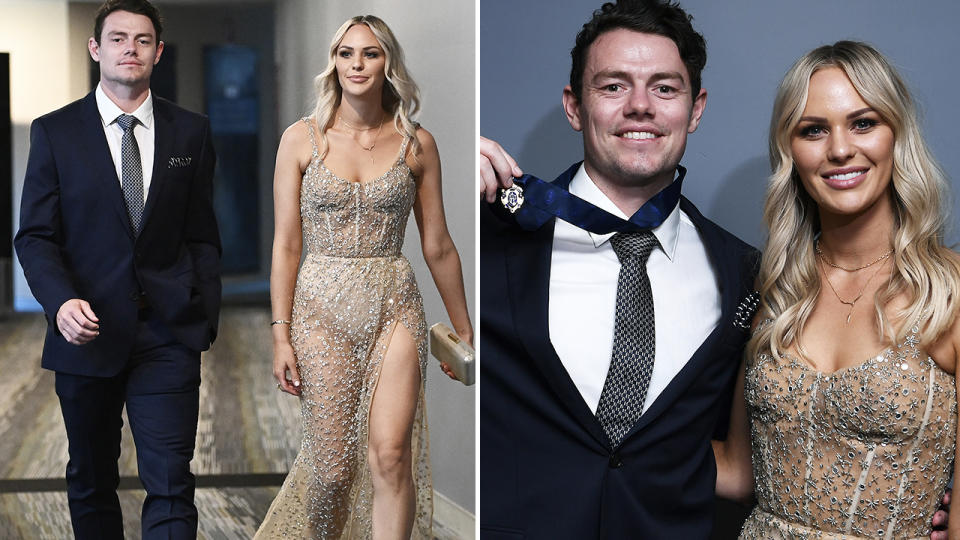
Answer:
[
  {"left": 479, "top": 1, "right": 758, "bottom": 538},
  {"left": 14, "top": 1, "right": 220, "bottom": 538}
]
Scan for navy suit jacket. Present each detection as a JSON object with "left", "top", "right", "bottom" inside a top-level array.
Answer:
[
  {"left": 480, "top": 164, "right": 758, "bottom": 539},
  {"left": 15, "top": 91, "right": 221, "bottom": 377}
]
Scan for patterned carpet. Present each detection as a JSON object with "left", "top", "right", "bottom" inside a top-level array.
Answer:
[{"left": 0, "top": 307, "right": 464, "bottom": 539}]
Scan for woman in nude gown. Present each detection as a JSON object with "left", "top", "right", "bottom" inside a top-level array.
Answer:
[
  {"left": 257, "top": 15, "right": 472, "bottom": 540},
  {"left": 712, "top": 41, "right": 960, "bottom": 539}
]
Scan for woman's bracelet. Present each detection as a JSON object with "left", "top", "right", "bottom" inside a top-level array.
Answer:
[{"left": 270, "top": 320, "right": 292, "bottom": 326}]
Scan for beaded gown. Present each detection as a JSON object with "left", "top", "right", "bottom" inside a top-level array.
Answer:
[
  {"left": 740, "top": 324, "right": 957, "bottom": 539},
  {"left": 256, "top": 118, "right": 431, "bottom": 539}
]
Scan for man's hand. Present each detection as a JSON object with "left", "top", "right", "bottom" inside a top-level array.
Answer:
[
  {"left": 479, "top": 136, "right": 523, "bottom": 203},
  {"left": 56, "top": 299, "right": 99, "bottom": 345},
  {"left": 930, "top": 487, "right": 950, "bottom": 540}
]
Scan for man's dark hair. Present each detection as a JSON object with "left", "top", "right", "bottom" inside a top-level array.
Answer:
[
  {"left": 93, "top": 0, "right": 163, "bottom": 44},
  {"left": 569, "top": 0, "right": 706, "bottom": 101}
]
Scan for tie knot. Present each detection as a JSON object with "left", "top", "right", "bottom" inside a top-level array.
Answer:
[
  {"left": 610, "top": 231, "right": 658, "bottom": 263},
  {"left": 116, "top": 114, "right": 138, "bottom": 132}
]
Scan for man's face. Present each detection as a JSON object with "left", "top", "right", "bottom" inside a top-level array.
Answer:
[
  {"left": 563, "top": 29, "right": 706, "bottom": 194},
  {"left": 88, "top": 10, "right": 163, "bottom": 90}
]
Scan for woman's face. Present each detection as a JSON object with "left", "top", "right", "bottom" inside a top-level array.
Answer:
[
  {"left": 335, "top": 24, "right": 387, "bottom": 99},
  {"left": 790, "top": 67, "right": 895, "bottom": 220}
]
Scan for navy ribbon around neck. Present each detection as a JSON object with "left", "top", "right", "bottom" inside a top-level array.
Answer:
[{"left": 508, "top": 163, "right": 685, "bottom": 234}]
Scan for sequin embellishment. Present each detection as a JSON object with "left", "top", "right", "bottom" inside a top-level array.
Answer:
[{"left": 740, "top": 326, "right": 956, "bottom": 539}]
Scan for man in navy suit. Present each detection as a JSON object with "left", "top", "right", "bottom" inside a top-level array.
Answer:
[
  {"left": 14, "top": 1, "right": 220, "bottom": 538},
  {"left": 479, "top": 1, "right": 758, "bottom": 538}
]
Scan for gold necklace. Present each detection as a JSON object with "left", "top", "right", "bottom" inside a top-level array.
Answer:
[
  {"left": 338, "top": 116, "right": 381, "bottom": 131},
  {"left": 338, "top": 114, "right": 385, "bottom": 159},
  {"left": 818, "top": 251, "right": 888, "bottom": 324},
  {"left": 815, "top": 239, "right": 893, "bottom": 272}
]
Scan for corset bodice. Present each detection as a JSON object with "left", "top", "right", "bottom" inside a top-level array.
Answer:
[{"left": 744, "top": 325, "right": 956, "bottom": 538}]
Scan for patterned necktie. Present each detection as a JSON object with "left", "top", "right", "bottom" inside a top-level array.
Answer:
[
  {"left": 595, "top": 231, "right": 659, "bottom": 447},
  {"left": 116, "top": 114, "right": 143, "bottom": 235}
]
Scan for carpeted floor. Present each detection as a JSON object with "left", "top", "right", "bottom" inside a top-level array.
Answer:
[{"left": 0, "top": 307, "right": 463, "bottom": 539}]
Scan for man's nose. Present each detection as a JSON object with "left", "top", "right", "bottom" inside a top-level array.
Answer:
[{"left": 624, "top": 88, "right": 651, "bottom": 116}]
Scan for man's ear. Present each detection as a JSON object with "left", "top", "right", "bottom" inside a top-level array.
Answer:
[
  {"left": 154, "top": 40, "right": 164, "bottom": 65},
  {"left": 88, "top": 37, "right": 100, "bottom": 63},
  {"left": 687, "top": 88, "right": 707, "bottom": 133},
  {"left": 562, "top": 85, "right": 584, "bottom": 132}
]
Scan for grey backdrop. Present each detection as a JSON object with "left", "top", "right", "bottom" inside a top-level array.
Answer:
[{"left": 480, "top": 0, "right": 960, "bottom": 249}]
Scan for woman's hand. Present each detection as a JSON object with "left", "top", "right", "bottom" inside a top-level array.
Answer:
[
  {"left": 440, "top": 363, "right": 458, "bottom": 381},
  {"left": 273, "top": 341, "right": 301, "bottom": 396},
  {"left": 479, "top": 136, "right": 522, "bottom": 203},
  {"left": 439, "top": 328, "right": 473, "bottom": 381},
  {"left": 929, "top": 488, "right": 950, "bottom": 540}
]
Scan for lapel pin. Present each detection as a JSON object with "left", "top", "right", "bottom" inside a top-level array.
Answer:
[{"left": 733, "top": 291, "right": 760, "bottom": 330}]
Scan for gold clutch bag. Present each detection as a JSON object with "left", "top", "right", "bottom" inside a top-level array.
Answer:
[{"left": 428, "top": 323, "right": 475, "bottom": 386}]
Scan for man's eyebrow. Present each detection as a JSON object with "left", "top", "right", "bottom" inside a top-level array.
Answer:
[
  {"left": 648, "top": 71, "right": 687, "bottom": 84},
  {"left": 591, "top": 69, "right": 687, "bottom": 84}
]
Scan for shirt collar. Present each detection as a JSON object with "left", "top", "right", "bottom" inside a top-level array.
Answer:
[
  {"left": 568, "top": 163, "right": 682, "bottom": 261},
  {"left": 95, "top": 83, "right": 154, "bottom": 131}
]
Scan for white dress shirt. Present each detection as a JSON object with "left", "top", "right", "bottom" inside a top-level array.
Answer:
[
  {"left": 548, "top": 164, "right": 721, "bottom": 414},
  {"left": 95, "top": 83, "right": 155, "bottom": 204}
]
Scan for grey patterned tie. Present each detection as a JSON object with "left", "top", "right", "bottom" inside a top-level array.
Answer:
[
  {"left": 116, "top": 114, "right": 144, "bottom": 235},
  {"left": 595, "top": 231, "right": 659, "bottom": 447}
]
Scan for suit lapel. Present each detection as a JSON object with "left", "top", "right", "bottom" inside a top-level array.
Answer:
[
  {"left": 505, "top": 163, "right": 610, "bottom": 448},
  {"left": 622, "top": 197, "right": 741, "bottom": 438},
  {"left": 505, "top": 223, "right": 610, "bottom": 448},
  {"left": 79, "top": 93, "right": 134, "bottom": 240},
  {"left": 142, "top": 98, "right": 172, "bottom": 233}
]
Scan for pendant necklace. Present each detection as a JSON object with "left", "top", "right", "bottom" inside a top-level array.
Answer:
[
  {"left": 339, "top": 114, "right": 384, "bottom": 164},
  {"left": 817, "top": 248, "right": 889, "bottom": 324}
]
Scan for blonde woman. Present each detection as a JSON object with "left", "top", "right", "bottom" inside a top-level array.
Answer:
[
  {"left": 713, "top": 41, "right": 960, "bottom": 538},
  {"left": 256, "top": 15, "right": 472, "bottom": 540}
]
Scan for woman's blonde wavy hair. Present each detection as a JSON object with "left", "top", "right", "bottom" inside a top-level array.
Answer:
[
  {"left": 749, "top": 40, "right": 960, "bottom": 361},
  {"left": 311, "top": 15, "right": 421, "bottom": 159}
]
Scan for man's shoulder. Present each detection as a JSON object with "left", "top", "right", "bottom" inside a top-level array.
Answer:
[
  {"left": 153, "top": 95, "right": 209, "bottom": 128},
  {"left": 680, "top": 196, "right": 756, "bottom": 254},
  {"left": 679, "top": 196, "right": 760, "bottom": 285},
  {"left": 34, "top": 94, "right": 92, "bottom": 127},
  {"left": 480, "top": 200, "right": 556, "bottom": 245}
]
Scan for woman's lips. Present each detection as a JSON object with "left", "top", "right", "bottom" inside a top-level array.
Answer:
[{"left": 821, "top": 168, "right": 868, "bottom": 189}]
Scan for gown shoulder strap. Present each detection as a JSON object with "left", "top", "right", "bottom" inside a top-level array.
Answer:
[{"left": 301, "top": 117, "right": 320, "bottom": 157}]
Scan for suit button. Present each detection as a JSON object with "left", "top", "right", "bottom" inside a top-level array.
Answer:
[
  {"left": 129, "top": 291, "right": 140, "bottom": 301},
  {"left": 608, "top": 454, "right": 623, "bottom": 469}
]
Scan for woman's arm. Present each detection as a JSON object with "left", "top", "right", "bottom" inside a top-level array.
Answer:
[
  {"left": 410, "top": 128, "right": 473, "bottom": 346},
  {"left": 712, "top": 359, "right": 755, "bottom": 503},
  {"left": 926, "top": 264, "right": 960, "bottom": 539},
  {"left": 947, "top": 325, "right": 960, "bottom": 539},
  {"left": 269, "top": 123, "right": 308, "bottom": 396}
]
